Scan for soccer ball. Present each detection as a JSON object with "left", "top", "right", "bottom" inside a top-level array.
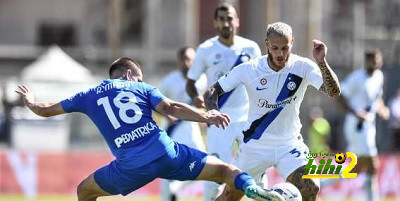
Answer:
[
  {"left": 335, "top": 153, "right": 346, "bottom": 164},
  {"left": 271, "top": 182, "right": 302, "bottom": 201}
]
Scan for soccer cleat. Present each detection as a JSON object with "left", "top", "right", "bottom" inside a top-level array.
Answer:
[{"left": 245, "top": 185, "right": 285, "bottom": 201}]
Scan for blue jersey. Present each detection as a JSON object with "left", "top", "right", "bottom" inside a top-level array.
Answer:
[{"left": 61, "top": 79, "right": 175, "bottom": 168}]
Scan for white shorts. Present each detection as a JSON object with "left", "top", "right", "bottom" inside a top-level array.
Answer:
[
  {"left": 344, "top": 115, "right": 377, "bottom": 157},
  {"left": 170, "top": 121, "right": 206, "bottom": 152},
  {"left": 206, "top": 122, "right": 246, "bottom": 163},
  {"left": 235, "top": 136, "right": 309, "bottom": 181}
]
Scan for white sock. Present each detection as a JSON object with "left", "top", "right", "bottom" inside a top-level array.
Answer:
[
  {"left": 259, "top": 173, "right": 269, "bottom": 189},
  {"left": 161, "top": 179, "right": 172, "bottom": 201},
  {"left": 203, "top": 181, "right": 220, "bottom": 201},
  {"left": 365, "top": 173, "right": 379, "bottom": 201}
]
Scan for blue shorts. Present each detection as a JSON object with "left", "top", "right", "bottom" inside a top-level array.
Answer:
[{"left": 94, "top": 142, "right": 207, "bottom": 196}]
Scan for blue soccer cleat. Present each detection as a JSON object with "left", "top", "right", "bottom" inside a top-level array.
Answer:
[{"left": 245, "top": 184, "right": 285, "bottom": 201}]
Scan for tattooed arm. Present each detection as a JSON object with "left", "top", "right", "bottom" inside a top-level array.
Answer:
[
  {"left": 312, "top": 40, "right": 341, "bottom": 98},
  {"left": 203, "top": 82, "right": 226, "bottom": 111}
]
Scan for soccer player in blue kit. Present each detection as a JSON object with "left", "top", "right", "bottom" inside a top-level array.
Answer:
[{"left": 15, "top": 57, "right": 284, "bottom": 201}]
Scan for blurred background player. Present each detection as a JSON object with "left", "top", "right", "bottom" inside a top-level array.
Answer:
[
  {"left": 339, "top": 47, "right": 390, "bottom": 201},
  {"left": 308, "top": 107, "right": 331, "bottom": 154},
  {"left": 186, "top": 3, "right": 262, "bottom": 200},
  {"left": 158, "top": 46, "right": 206, "bottom": 201},
  {"left": 388, "top": 88, "right": 400, "bottom": 152},
  {"left": 15, "top": 57, "right": 284, "bottom": 201},
  {"left": 204, "top": 22, "right": 341, "bottom": 201}
]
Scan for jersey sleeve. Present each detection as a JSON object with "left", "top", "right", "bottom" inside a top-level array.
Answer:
[
  {"left": 187, "top": 47, "right": 207, "bottom": 80},
  {"left": 144, "top": 83, "right": 166, "bottom": 110},
  {"left": 304, "top": 59, "right": 324, "bottom": 89},
  {"left": 195, "top": 74, "right": 208, "bottom": 94},
  {"left": 60, "top": 90, "right": 89, "bottom": 113},
  {"left": 218, "top": 63, "right": 248, "bottom": 92},
  {"left": 252, "top": 42, "right": 262, "bottom": 58}
]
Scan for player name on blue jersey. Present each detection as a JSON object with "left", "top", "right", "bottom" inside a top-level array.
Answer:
[
  {"left": 95, "top": 81, "right": 136, "bottom": 94},
  {"left": 114, "top": 122, "right": 158, "bottom": 148}
]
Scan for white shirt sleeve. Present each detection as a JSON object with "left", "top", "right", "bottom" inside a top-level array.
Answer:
[
  {"left": 252, "top": 43, "right": 262, "bottom": 58},
  {"left": 218, "top": 63, "right": 248, "bottom": 92},
  {"left": 304, "top": 59, "right": 324, "bottom": 89},
  {"left": 195, "top": 74, "right": 208, "bottom": 94},
  {"left": 187, "top": 47, "right": 207, "bottom": 80}
]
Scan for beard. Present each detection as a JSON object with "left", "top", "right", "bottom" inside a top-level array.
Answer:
[
  {"left": 219, "top": 28, "right": 232, "bottom": 39},
  {"left": 267, "top": 50, "right": 290, "bottom": 69}
]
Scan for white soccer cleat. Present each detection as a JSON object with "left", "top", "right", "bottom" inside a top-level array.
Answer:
[
  {"left": 270, "top": 182, "right": 302, "bottom": 201},
  {"left": 245, "top": 185, "right": 285, "bottom": 201}
]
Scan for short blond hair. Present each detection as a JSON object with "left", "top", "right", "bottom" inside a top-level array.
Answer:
[{"left": 266, "top": 22, "right": 293, "bottom": 38}]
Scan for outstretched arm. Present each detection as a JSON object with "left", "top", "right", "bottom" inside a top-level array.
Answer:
[
  {"left": 312, "top": 40, "right": 341, "bottom": 98},
  {"left": 15, "top": 85, "right": 65, "bottom": 117},
  {"left": 203, "top": 82, "right": 226, "bottom": 111},
  {"left": 155, "top": 97, "right": 230, "bottom": 129}
]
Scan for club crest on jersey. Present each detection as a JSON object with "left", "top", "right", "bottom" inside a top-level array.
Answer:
[
  {"left": 239, "top": 54, "right": 250, "bottom": 63},
  {"left": 215, "top": 53, "right": 221, "bottom": 59},
  {"left": 260, "top": 78, "right": 267, "bottom": 85},
  {"left": 287, "top": 81, "right": 296, "bottom": 91}
]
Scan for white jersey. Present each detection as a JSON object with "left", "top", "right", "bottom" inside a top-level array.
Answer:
[
  {"left": 341, "top": 68, "right": 384, "bottom": 123},
  {"left": 158, "top": 70, "right": 206, "bottom": 150},
  {"left": 218, "top": 54, "right": 323, "bottom": 145},
  {"left": 341, "top": 68, "right": 383, "bottom": 156},
  {"left": 187, "top": 36, "right": 262, "bottom": 122}
]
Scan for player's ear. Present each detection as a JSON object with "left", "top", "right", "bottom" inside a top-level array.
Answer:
[
  {"left": 234, "top": 16, "right": 240, "bottom": 27},
  {"left": 125, "top": 69, "right": 132, "bottom": 81},
  {"left": 290, "top": 36, "right": 294, "bottom": 46}
]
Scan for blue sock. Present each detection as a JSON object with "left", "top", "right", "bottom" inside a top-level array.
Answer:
[{"left": 234, "top": 172, "right": 256, "bottom": 192}]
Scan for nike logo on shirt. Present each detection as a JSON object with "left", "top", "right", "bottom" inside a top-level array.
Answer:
[
  {"left": 256, "top": 86, "right": 268, "bottom": 90},
  {"left": 213, "top": 60, "right": 222, "bottom": 65}
]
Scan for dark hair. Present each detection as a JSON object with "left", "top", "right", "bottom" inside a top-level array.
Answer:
[
  {"left": 214, "top": 3, "right": 238, "bottom": 20},
  {"left": 365, "top": 47, "right": 382, "bottom": 59},
  {"left": 108, "top": 57, "right": 141, "bottom": 78},
  {"left": 177, "top": 46, "right": 193, "bottom": 59}
]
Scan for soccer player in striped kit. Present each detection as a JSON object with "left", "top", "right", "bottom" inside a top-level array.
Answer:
[
  {"left": 205, "top": 22, "right": 341, "bottom": 201},
  {"left": 186, "top": 4, "right": 261, "bottom": 200}
]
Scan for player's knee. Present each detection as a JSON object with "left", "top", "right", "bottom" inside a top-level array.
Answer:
[
  {"left": 77, "top": 180, "right": 87, "bottom": 200},
  {"left": 77, "top": 179, "right": 95, "bottom": 201}
]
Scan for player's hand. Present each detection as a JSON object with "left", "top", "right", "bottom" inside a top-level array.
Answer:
[
  {"left": 193, "top": 95, "right": 206, "bottom": 108},
  {"left": 15, "top": 85, "right": 35, "bottom": 106},
  {"left": 378, "top": 106, "right": 390, "bottom": 121},
  {"left": 355, "top": 110, "right": 368, "bottom": 122},
  {"left": 312, "top": 39, "right": 327, "bottom": 63},
  {"left": 206, "top": 109, "right": 230, "bottom": 129},
  {"left": 166, "top": 115, "right": 179, "bottom": 124}
]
